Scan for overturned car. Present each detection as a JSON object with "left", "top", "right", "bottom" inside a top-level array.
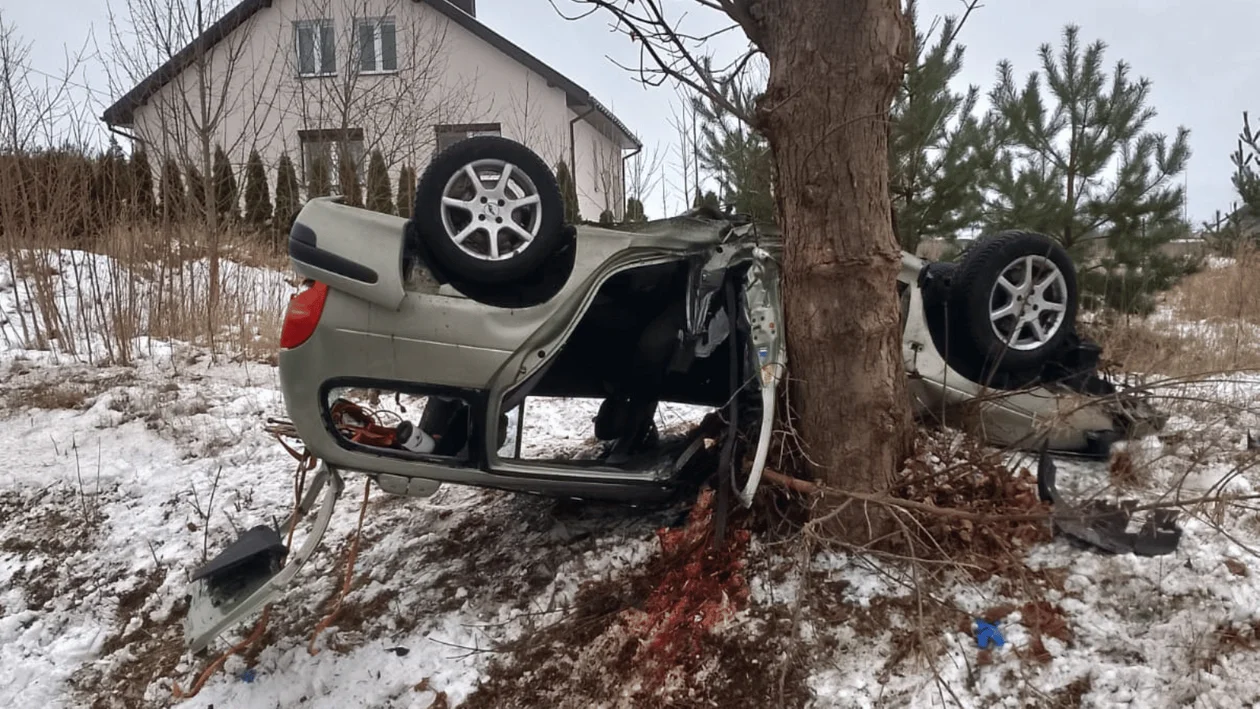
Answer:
[{"left": 184, "top": 136, "right": 1164, "bottom": 651}]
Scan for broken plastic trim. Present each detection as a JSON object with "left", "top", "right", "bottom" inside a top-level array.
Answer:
[
  {"left": 184, "top": 464, "right": 346, "bottom": 653},
  {"left": 1036, "top": 442, "right": 1182, "bottom": 556},
  {"left": 736, "top": 246, "right": 785, "bottom": 508}
]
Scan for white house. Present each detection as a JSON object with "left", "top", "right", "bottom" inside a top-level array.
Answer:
[{"left": 101, "top": 0, "right": 640, "bottom": 221}]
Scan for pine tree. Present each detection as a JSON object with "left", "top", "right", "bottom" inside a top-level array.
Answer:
[
  {"left": 625, "top": 197, "right": 646, "bottom": 222},
  {"left": 186, "top": 162, "right": 206, "bottom": 222},
  {"left": 692, "top": 64, "right": 775, "bottom": 223},
  {"left": 159, "top": 157, "right": 186, "bottom": 221},
  {"left": 599, "top": 209, "right": 615, "bottom": 225},
  {"left": 396, "top": 165, "right": 416, "bottom": 217},
  {"left": 243, "top": 148, "right": 272, "bottom": 227},
  {"left": 1202, "top": 112, "right": 1260, "bottom": 256},
  {"left": 985, "top": 25, "right": 1192, "bottom": 313},
  {"left": 274, "top": 153, "right": 301, "bottom": 233},
  {"left": 337, "top": 148, "right": 363, "bottom": 207},
  {"left": 92, "top": 137, "right": 131, "bottom": 225},
  {"left": 1232, "top": 113, "right": 1260, "bottom": 214},
  {"left": 555, "top": 160, "right": 581, "bottom": 223},
  {"left": 889, "top": 0, "right": 996, "bottom": 252},
  {"left": 212, "top": 145, "right": 239, "bottom": 222},
  {"left": 129, "top": 146, "right": 156, "bottom": 219},
  {"left": 307, "top": 153, "right": 331, "bottom": 198},
  {"left": 366, "top": 150, "right": 393, "bottom": 214}
]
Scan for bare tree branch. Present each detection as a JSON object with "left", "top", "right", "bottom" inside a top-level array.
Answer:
[{"left": 555, "top": 0, "right": 758, "bottom": 127}]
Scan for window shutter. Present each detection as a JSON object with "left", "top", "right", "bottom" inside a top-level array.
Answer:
[
  {"left": 319, "top": 22, "right": 336, "bottom": 74},
  {"left": 359, "top": 22, "right": 376, "bottom": 72},
  {"left": 297, "top": 26, "right": 315, "bottom": 75},
  {"left": 381, "top": 21, "right": 397, "bottom": 72}
]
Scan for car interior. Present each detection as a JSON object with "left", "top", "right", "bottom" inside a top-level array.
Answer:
[{"left": 325, "top": 257, "right": 755, "bottom": 472}]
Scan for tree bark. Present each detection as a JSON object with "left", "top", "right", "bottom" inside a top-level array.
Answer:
[{"left": 749, "top": 0, "right": 915, "bottom": 535}]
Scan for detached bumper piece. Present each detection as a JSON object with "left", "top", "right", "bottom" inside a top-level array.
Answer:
[
  {"left": 185, "top": 464, "right": 345, "bottom": 653},
  {"left": 1036, "top": 445, "right": 1182, "bottom": 556}
]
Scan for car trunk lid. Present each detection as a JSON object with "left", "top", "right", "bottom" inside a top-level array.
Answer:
[{"left": 287, "top": 197, "right": 410, "bottom": 310}]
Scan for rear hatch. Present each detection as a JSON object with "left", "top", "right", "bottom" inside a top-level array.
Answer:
[{"left": 288, "top": 197, "right": 410, "bottom": 310}]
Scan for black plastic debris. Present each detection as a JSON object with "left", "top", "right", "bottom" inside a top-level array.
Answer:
[
  {"left": 190, "top": 524, "right": 288, "bottom": 597},
  {"left": 1037, "top": 442, "right": 1182, "bottom": 557},
  {"left": 386, "top": 647, "right": 410, "bottom": 657}
]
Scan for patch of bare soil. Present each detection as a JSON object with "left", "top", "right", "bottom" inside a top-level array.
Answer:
[
  {"left": 461, "top": 489, "right": 812, "bottom": 709},
  {"left": 0, "top": 362, "right": 136, "bottom": 413},
  {"left": 1046, "top": 675, "right": 1093, "bottom": 708},
  {"left": 776, "top": 432, "right": 1078, "bottom": 692},
  {"left": 0, "top": 485, "right": 185, "bottom": 708},
  {"left": 1195, "top": 618, "right": 1260, "bottom": 672},
  {"left": 0, "top": 485, "right": 105, "bottom": 609},
  {"left": 245, "top": 485, "right": 695, "bottom": 664},
  {"left": 73, "top": 569, "right": 190, "bottom": 709}
]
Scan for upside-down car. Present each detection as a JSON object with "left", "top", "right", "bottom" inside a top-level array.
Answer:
[{"left": 184, "top": 136, "right": 1165, "bottom": 652}]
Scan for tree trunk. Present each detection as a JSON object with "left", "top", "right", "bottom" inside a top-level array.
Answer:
[{"left": 751, "top": 0, "right": 915, "bottom": 536}]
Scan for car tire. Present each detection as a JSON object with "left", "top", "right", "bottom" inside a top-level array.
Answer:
[
  {"left": 948, "top": 230, "right": 1078, "bottom": 374},
  {"left": 412, "top": 136, "right": 565, "bottom": 284}
]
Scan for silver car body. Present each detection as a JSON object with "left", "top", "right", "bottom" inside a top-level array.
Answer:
[
  {"left": 283, "top": 197, "right": 1157, "bottom": 496},
  {"left": 182, "top": 198, "right": 1161, "bottom": 653},
  {"left": 280, "top": 199, "right": 787, "bottom": 505}
]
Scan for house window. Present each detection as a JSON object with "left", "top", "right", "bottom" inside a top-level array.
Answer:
[
  {"left": 434, "top": 123, "right": 501, "bottom": 154},
  {"left": 295, "top": 19, "right": 335, "bottom": 77},
  {"left": 357, "top": 17, "right": 397, "bottom": 73},
  {"left": 299, "top": 128, "right": 366, "bottom": 189}
]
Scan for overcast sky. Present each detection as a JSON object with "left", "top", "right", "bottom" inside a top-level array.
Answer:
[{"left": 6, "top": 0, "right": 1260, "bottom": 224}]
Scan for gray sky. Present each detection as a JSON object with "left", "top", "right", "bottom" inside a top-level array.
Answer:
[{"left": 7, "top": 0, "right": 1260, "bottom": 224}]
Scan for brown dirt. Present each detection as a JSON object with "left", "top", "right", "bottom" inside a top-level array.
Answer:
[
  {"left": 0, "top": 365, "right": 136, "bottom": 413},
  {"left": 0, "top": 486, "right": 104, "bottom": 609},
  {"left": 1109, "top": 449, "right": 1141, "bottom": 489},
  {"left": 1014, "top": 600, "right": 1074, "bottom": 666},
  {"left": 84, "top": 588, "right": 189, "bottom": 709},
  {"left": 1047, "top": 675, "right": 1094, "bottom": 708},
  {"left": 461, "top": 489, "right": 812, "bottom": 709}
]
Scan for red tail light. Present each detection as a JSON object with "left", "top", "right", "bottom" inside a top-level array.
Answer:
[{"left": 280, "top": 281, "right": 329, "bottom": 349}]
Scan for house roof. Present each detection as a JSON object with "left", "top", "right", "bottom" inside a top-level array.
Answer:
[{"left": 100, "top": 0, "right": 641, "bottom": 150}]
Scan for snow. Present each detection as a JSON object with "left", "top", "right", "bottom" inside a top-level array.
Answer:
[
  {"left": 0, "top": 247, "right": 291, "bottom": 362},
  {"left": 0, "top": 350, "right": 701, "bottom": 708},
  {"left": 6, "top": 248, "right": 1260, "bottom": 707}
]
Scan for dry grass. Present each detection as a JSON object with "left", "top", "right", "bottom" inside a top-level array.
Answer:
[
  {"left": 1088, "top": 247, "right": 1260, "bottom": 377},
  {"left": 0, "top": 144, "right": 293, "bottom": 364},
  {"left": 2, "top": 219, "right": 291, "bottom": 364},
  {"left": 1175, "top": 247, "right": 1260, "bottom": 324}
]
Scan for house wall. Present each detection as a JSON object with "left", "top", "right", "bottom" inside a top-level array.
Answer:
[
  {"left": 129, "top": 0, "right": 625, "bottom": 221},
  {"left": 570, "top": 110, "right": 625, "bottom": 221}
]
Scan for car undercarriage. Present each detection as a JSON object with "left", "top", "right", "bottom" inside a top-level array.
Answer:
[{"left": 182, "top": 135, "right": 1167, "bottom": 654}]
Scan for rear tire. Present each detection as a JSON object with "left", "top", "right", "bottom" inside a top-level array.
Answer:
[
  {"left": 948, "top": 231, "right": 1078, "bottom": 375},
  {"left": 413, "top": 136, "right": 565, "bottom": 285}
]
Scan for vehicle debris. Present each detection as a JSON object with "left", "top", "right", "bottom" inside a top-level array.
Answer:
[{"left": 1037, "top": 443, "right": 1183, "bottom": 556}]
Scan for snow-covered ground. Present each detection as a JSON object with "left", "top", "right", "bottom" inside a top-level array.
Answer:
[{"left": 6, "top": 251, "right": 1260, "bottom": 708}]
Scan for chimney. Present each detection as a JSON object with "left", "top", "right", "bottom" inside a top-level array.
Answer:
[{"left": 449, "top": 0, "right": 476, "bottom": 16}]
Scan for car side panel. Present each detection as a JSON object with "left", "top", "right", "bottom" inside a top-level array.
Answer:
[{"left": 278, "top": 209, "right": 741, "bottom": 498}]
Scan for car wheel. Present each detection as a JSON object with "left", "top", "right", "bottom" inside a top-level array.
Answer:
[
  {"left": 948, "top": 230, "right": 1078, "bottom": 374},
  {"left": 412, "top": 136, "right": 565, "bottom": 284}
]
